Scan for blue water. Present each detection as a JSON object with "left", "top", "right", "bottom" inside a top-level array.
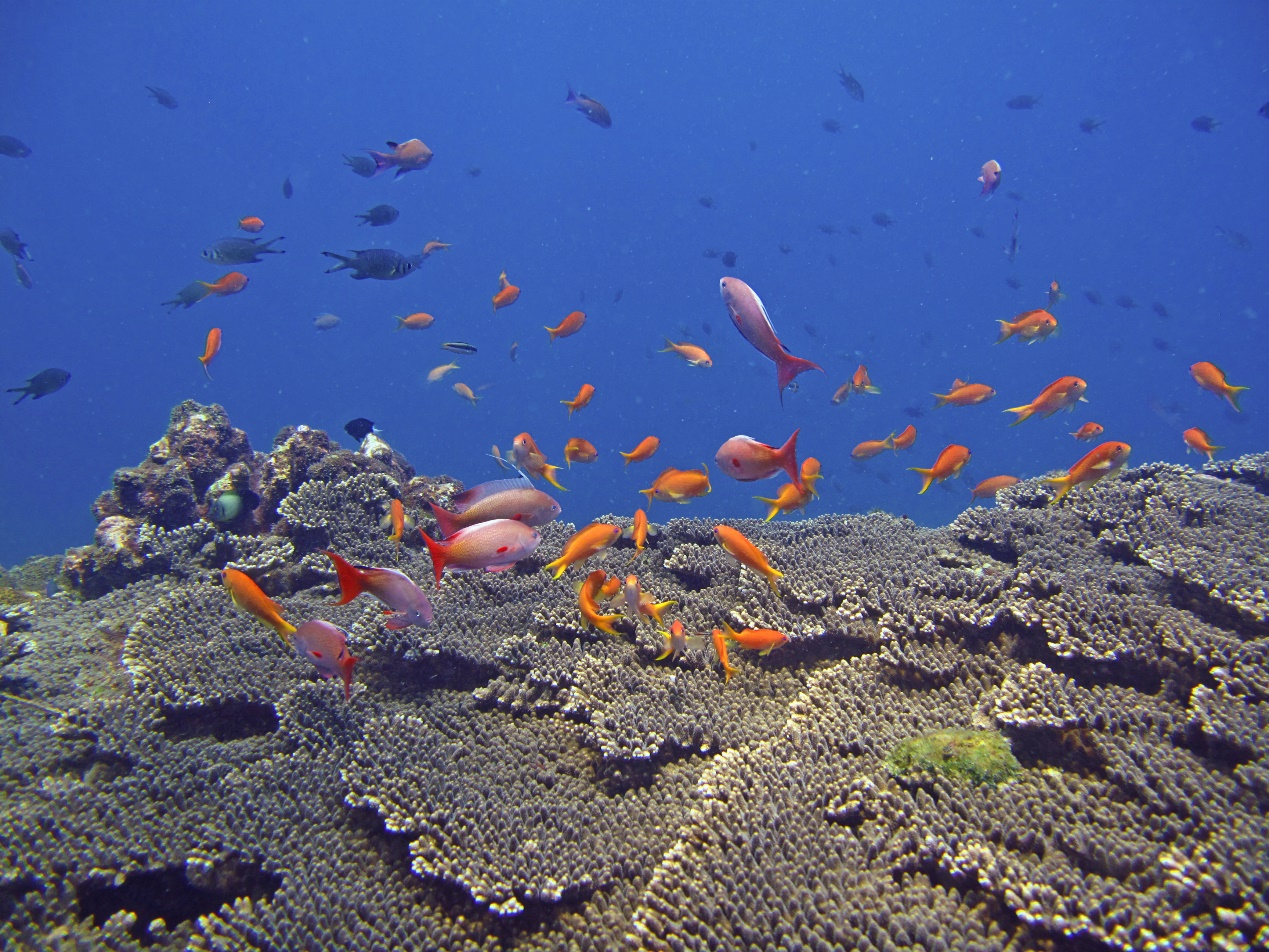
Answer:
[{"left": 1, "top": 1, "right": 1266, "bottom": 567}]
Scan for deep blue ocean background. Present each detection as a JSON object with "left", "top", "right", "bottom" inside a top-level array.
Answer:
[{"left": 1, "top": 1, "right": 1266, "bottom": 568}]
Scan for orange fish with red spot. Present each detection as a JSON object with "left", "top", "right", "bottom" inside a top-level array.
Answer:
[
  {"left": 543, "top": 522, "right": 623, "bottom": 579},
  {"left": 714, "top": 429, "right": 802, "bottom": 488},
  {"left": 419, "top": 519, "right": 542, "bottom": 585},
  {"left": 511, "top": 432, "right": 566, "bottom": 491},
  {"left": 970, "top": 475, "right": 1019, "bottom": 500},
  {"left": 892, "top": 425, "right": 917, "bottom": 451},
  {"left": 1005, "top": 376, "right": 1088, "bottom": 426},
  {"left": 714, "top": 524, "right": 783, "bottom": 591},
  {"left": 1190, "top": 362, "right": 1248, "bottom": 412},
  {"left": 546, "top": 310, "right": 586, "bottom": 341},
  {"left": 564, "top": 437, "right": 598, "bottom": 466},
  {"left": 492, "top": 270, "right": 520, "bottom": 312},
  {"left": 996, "top": 309, "right": 1058, "bottom": 344},
  {"left": 201, "top": 272, "right": 249, "bottom": 298},
  {"left": 1182, "top": 427, "right": 1223, "bottom": 461},
  {"left": 197, "top": 327, "right": 222, "bottom": 380},
  {"left": 852, "top": 434, "right": 895, "bottom": 460},
  {"left": 832, "top": 364, "right": 881, "bottom": 403},
  {"left": 909, "top": 444, "right": 971, "bottom": 494},
  {"left": 1071, "top": 422, "right": 1104, "bottom": 441},
  {"left": 620, "top": 436, "right": 660, "bottom": 466},
  {"left": 221, "top": 567, "right": 295, "bottom": 642},
  {"left": 1044, "top": 441, "right": 1131, "bottom": 503},
  {"left": 561, "top": 383, "right": 595, "bottom": 417},
  {"left": 640, "top": 465, "right": 711, "bottom": 504},
  {"left": 721, "top": 621, "right": 788, "bottom": 655},
  {"left": 933, "top": 379, "right": 996, "bottom": 408},
  {"left": 238, "top": 216, "right": 264, "bottom": 233}
]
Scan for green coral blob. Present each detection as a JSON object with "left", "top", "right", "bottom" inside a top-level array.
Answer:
[{"left": 885, "top": 728, "right": 1020, "bottom": 786}]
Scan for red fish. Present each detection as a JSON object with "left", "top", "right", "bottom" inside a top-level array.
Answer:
[
  {"left": 1044, "top": 441, "right": 1131, "bottom": 502},
  {"left": 909, "top": 444, "right": 971, "bottom": 494},
  {"left": 388, "top": 499, "right": 405, "bottom": 550},
  {"left": 200, "top": 272, "right": 249, "bottom": 298},
  {"left": 429, "top": 475, "right": 561, "bottom": 537},
  {"left": 996, "top": 309, "right": 1058, "bottom": 344},
  {"left": 238, "top": 216, "right": 264, "bottom": 233},
  {"left": 714, "top": 429, "right": 801, "bottom": 488},
  {"left": 565, "top": 86, "right": 613, "bottom": 128},
  {"left": 620, "top": 436, "right": 660, "bottom": 466},
  {"left": 719, "top": 277, "right": 822, "bottom": 403},
  {"left": 324, "top": 550, "right": 433, "bottom": 629},
  {"left": 492, "top": 270, "right": 520, "bottom": 312},
  {"left": 656, "top": 620, "right": 705, "bottom": 663},
  {"left": 561, "top": 383, "right": 595, "bottom": 417},
  {"left": 542, "top": 522, "right": 623, "bottom": 579},
  {"left": 564, "top": 437, "right": 598, "bottom": 466},
  {"left": 753, "top": 482, "right": 814, "bottom": 522},
  {"left": 511, "top": 432, "right": 566, "bottom": 491},
  {"left": 546, "top": 310, "right": 586, "bottom": 341},
  {"left": 660, "top": 339, "right": 713, "bottom": 368},
  {"left": 892, "top": 425, "right": 917, "bottom": 451},
  {"left": 197, "top": 327, "right": 222, "bottom": 380},
  {"left": 720, "top": 622, "right": 788, "bottom": 655},
  {"left": 578, "top": 570, "right": 622, "bottom": 635},
  {"left": 626, "top": 508, "right": 650, "bottom": 559},
  {"left": 1182, "top": 427, "right": 1223, "bottom": 461},
  {"left": 640, "top": 465, "right": 711, "bottom": 504},
  {"left": 1070, "top": 422, "right": 1104, "bottom": 441},
  {"left": 713, "top": 525, "right": 783, "bottom": 592},
  {"left": 1004, "top": 376, "right": 1088, "bottom": 426},
  {"left": 419, "top": 519, "right": 542, "bottom": 585},
  {"left": 291, "top": 619, "right": 357, "bottom": 701},
  {"left": 221, "top": 567, "right": 295, "bottom": 642},
  {"left": 365, "top": 138, "right": 433, "bottom": 177},
  {"left": 832, "top": 364, "right": 881, "bottom": 403},
  {"left": 1190, "top": 362, "right": 1248, "bottom": 412},
  {"left": 970, "top": 475, "right": 1020, "bottom": 500},
  {"left": 852, "top": 435, "right": 895, "bottom": 460},
  {"left": 978, "top": 159, "right": 1002, "bottom": 196},
  {"left": 712, "top": 628, "right": 738, "bottom": 683},
  {"left": 621, "top": 574, "right": 676, "bottom": 627},
  {"left": 932, "top": 379, "right": 996, "bottom": 408}
]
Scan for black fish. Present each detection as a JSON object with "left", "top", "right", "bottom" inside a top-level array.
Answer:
[
  {"left": 442, "top": 341, "right": 477, "bottom": 355},
  {"left": 1152, "top": 338, "right": 1171, "bottom": 352},
  {"left": 14, "top": 260, "right": 33, "bottom": 289},
  {"left": 162, "top": 281, "right": 209, "bottom": 311},
  {"left": 282, "top": 175, "right": 293, "bottom": 199},
  {"left": 1005, "top": 276, "right": 1023, "bottom": 290},
  {"left": 818, "top": 223, "right": 837, "bottom": 235},
  {"left": 8, "top": 368, "right": 69, "bottom": 404},
  {"left": 344, "top": 154, "right": 377, "bottom": 178},
  {"left": 872, "top": 212, "right": 894, "bottom": 227},
  {"left": 344, "top": 418, "right": 377, "bottom": 441},
  {"left": 0, "top": 135, "right": 31, "bottom": 158},
  {"left": 721, "top": 251, "right": 737, "bottom": 267},
  {"left": 1006, "top": 94, "right": 1041, "bottom": 110},
  {"left": 822, "top": 118, "right": 842, "bottom": 133},
  {"left": 1152, "top": 302, "right": 1170, "bottom": 319},
  {"left": 1190, "top": 115, "right": 1219, "bottom": 133},
  {"left": 465, "top": 166, "right": 482, "bottom": 177},
  {"left": 202, "top": 236, "right": 285, "bottom": 265},
  {"left": 564, "top": 85, "right": 612, "bottom": 128},
  {"left": 1079, "top": 117, "right": 1105, "bottom": 133},
  {"left": 1083, "top": 289, "right": 1103, "bottom": 305},
  {"left": 902, "top": 406, "right": 924, "bottom": 419},
  {"left": 1216, "top": 226, "right": 1250, "bottom": 250},
  {"left": 613, "top": 288, "right": 623, "bottom": 303},
  {"left": 969, "top": 226, "right": 986, "bottom": 238},
  {"left": 146, "top": 86, "right": 178, "bottom": 109},
  {"left": 1260, "top": 102, "right": 1269, "bottom": 120},
  {"left": 322, "top": 248, "right": 419, "bottom": 280},
  {"left": 923, "top": 251, "right": 934, "bottom": 268},
  {"left": 837, "top": 67, "right": 865, "bottom": 102},
  {"left": 356, "top": 204, "right": 400, "bottom": 227},
  {"left": 0, "top": 227, "right": 30, "bottom": 260},
  {"left": 698, "top": 196, "right": 714, "bottom": 209},
  {"left": 1115, "top": 295, "right": 1137, "bottom": 309},
  {"left": 779, "top": 243, "right": 792, "bottom": 254}
]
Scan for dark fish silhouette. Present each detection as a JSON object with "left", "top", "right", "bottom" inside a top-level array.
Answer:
[
  {"left": 146, "top": 86, "right": 178, "bottom": 109},
  {"left": 1216, "top": 226, "right": 1250, "bottom": 250},
  {"left": 1003, "top": 208, "right": 1020, "bottom": 261},
  {"left": 14, "top": 260, "right": 33, "bottom": 289},
  {"left": 465, "top": 166, "right": 482, "bottom": 177},
  {"left": 1006, "top": 94, "right": 1041, "bottom": 109},
  {"left": 1115, "top": 295, "right": 1137, "bottom": 309},
  {"left": 1005, "top": 276, "right": 1023, "bottom": 290},
  {"left": 1190, "top": 115, "right": 1220, "bottom": 133},
  {"left": 720, "top": 251, "right": 737, "bottom": 267},
  {"left": 1, "top": 228, "right": 30, "bottom": 260},
  {"left": 202, "top": 236, "right": 285, "bottom": 265},
  {"left": 872, "top": 212, "right": 895, "bottom": 227},
  {"left": 837, "top": 67, "right": 865, "bottom": 102},
  {"left": 698, "top": 196, "right": 715, "bottom": 209},
  {"left": 822, "top": 118, "right": 842, "bottom": 133},
  {"left": 344, "top": 154, "right": 377, "bottom": 178},
  {"left": 1260, "top": 102, "right": 1269, "bottom": 119},
  {"left": 1079, "top": 117, "right": 1105, "bottom": 133},
  {"left": 0, "top": 135, "right": 31, "bottom": 158},
  {"left": 322, "top": 248, "right": 420, "bottom": 280},
  {"left": 163, "top": 281, "right": 211, "bottom": 311},
  {"left": 8, "top": 368, "right": 69, "bottom": 403},
  {"left": 1083, "top": 289, "right": 1103, "bottom": 305},
  {"left": 818, "top": 223, "right": 837, "bottom": 235},
  {"left": 356, "top": 204, "right": 400, "bottom": 227},
  {"left": 344, "top": 418, "right": 377, "bottom": 441},
  {"left": 282, "top": 176, "right": 293, "bottom": 199},
  {"left": 564, "top": 85, "right": 612, "bottom": 128},
  {"left": 1152, "top": 302, "right": 1170, "bottom": 319}
]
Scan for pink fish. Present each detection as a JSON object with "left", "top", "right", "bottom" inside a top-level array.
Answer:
[
  {"left": 430, "top": 475, "right": 561, "bottom": 538},
  {"left": 978, "top": 159, "right": 1002, "bottom": 196},
  {"left": 419, "top": 518, "right": 541, "bottom": 586},
  {"left": 323, "top": 551, "right": 433, "bottom": 629},
  {"left": 718, "top": 277, "right": 822, "bottom": 403},
  {"left": 714, "top": 430, "right": 802, "bottom": 488},
  {"left": 291, "top": 619, "right": 357, "bottom": 700}
]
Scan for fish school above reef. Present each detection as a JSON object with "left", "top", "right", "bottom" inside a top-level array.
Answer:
[{"left": 1, "top": 400, "right": 1268, "bottom": 950}]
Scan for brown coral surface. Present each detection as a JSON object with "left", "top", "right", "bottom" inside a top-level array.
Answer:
[{"left": 1, "top": 409, "right": 1265, "bottom": 951}]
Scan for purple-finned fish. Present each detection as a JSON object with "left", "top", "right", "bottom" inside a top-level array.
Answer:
[
  {"left": 564, "top": 85, "right": 612, "bottom": 128},
  {"left": 419, "top": 518, "right": 541, "bottom": 586},
  {"left": 718, "top": 277, "right": 823, "bottom": 403},
  {"left": 291, "top": 619, "right": 357, "bottom": 700},
  {"left": 323, "top": 550, "right": 433, "bottom": 629},
  {"left": 429, "top": 475, "right": 561, "bottom": 538}
]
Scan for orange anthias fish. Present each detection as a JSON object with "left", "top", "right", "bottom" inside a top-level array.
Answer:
[
  {"left": 221, "top": 567, "right": 295, "bottom": 642},
  {"left": 492, "top": 270, "right": 520, "bottom": 312},
  {"left": 324, "top": 550, "right": 433, "bottom": 629},
  {"left": 713, "top": 524, "right": 783, "bottom": 592},
  {"left": 200, "top": 272, "right": 249, "bottom": 298},
  {"left": 718, "top": 276, "right": 823, "bottom": 403},
  {"left": 970, "top": 475, "right": 1020, "bottom": 500},
  {"left": 721, "top": 621, "right": 788, "bottom": 655},
  {"left": 365, "top": 138, "right": 433, "bottom": 177},
  {"left": 640, "top": 465, "right": 711, "bottom": 504},
  {"left": 291, "top": 619, "right": 357, "bottom": 701},
  {"left": 620, "top": 436, "right": 660, "bottom": 466},
  {"left": 1190, "top": 362, "right": 1249, "bottom": 412},
  {"left": 1071, "top": 422, "right": 1104, "bottom": 441},
  {"left": 197, "top": 327, "right": 222, "bottom": 380},
  {"left": 978, "top": 159, "right": 1002, "bottom": 196},
  {"left": 892, "top": 424, "right": 917, "bottom": 451},
  {"left": 832, "top": 364, "right": 881, "bottom": 403},
  {"left": 714, "top": 429, "right": 802, "bottom": 488},
  {"left": 396, "top": 312, "right": 435, "bottom": 331},
  {"left": 626, "top": 508, "right": 651, "bottom": 558},
  {"left": 996, "top": 309, "right": 1058, "bottom": 344},
  {"left": 1048, "top": 280, "right": 1065, "bottom": 308},
  {"left": 546, "top": 310, "right": 586, "bottom": 341},
  {"left": 656, "top": 620, "right": 705, "bottom": 663},
  {"left": 579, "top": 569, "right": 622, "bottom": 635},
  {"left": 1005, "top": 376, "right": 1088, "bottom": 426},
  {"left": 1182, "top": 427, "right": 1224, "bottom": 461},
  {"left": 420, "top": 240, "right": 450, "bottom": 259},
  {"left": 388, "top": 499, "right": 404, "bottom": 550},
  {"left": 1044, "top": 441, "right": 1131, "bottom": 503},
  {"left": 238, "top": 216, "right": 265, "bottom": 233},
  {"left": 561, "top": 383, "right": 595, "bottom": 417},
  {"left": 909, "top": 444, "right": 971, "bottom": 494},
  {"left": 453, "top": 382, "right": 480, "bottom": 406},
  {"left": 660, "top": 339, "right": 713, "bottom": 368},
  {"left": 711, "top": 628, "right": 738, "bottom": 683},
  {"left": 622, "top": 574, "right": 676, "bottom": 627},
  {"left": 564, "top": 437, "right": 598, "bottom": 466},
  {"left": 511, "top": 432, "right": 567, "bottom": 491},
  {"left": 753, "top": 482, "right": 814, "bottom": 522},
  {"left": 800, "top": 458, "right": 823, "bottom": 497},
  {"left": 419, "top": 519, "right": 542, "bottom": 585},
  {"left": 932, "top": 379, "right": 996, "bottom": 408},
  {"left": 852, "top": 434, "right": 895, "bottom": 460},
  {"left": 543, "top": 522, "right": 623, "bottom": 579}
]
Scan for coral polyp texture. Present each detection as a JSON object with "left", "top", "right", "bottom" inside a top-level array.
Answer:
[{"left": 0, "top": 404, "right": 1266, "bottom": 950}]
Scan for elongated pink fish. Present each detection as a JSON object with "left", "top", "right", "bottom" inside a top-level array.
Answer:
[
  {"left": 718, "top": 277, "right": 822, "bottom": 403},
  {"left": 323, "top": 551, "right": 433, "bottom": 629},
  {"left": 419, "top": 518, "right": 541, "bottom": 586},
  {"left": 291, "top": 619, "right": 357, "bottom": 700},
  {"left": 430, "top": 475, "right": 561, "bottom": 538}
]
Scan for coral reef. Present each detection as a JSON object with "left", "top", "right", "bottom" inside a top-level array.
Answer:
[{"left": 2, "top": 411, "right": 1267, "bottom": 950}]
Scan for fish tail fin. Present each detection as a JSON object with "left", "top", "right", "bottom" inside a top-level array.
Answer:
[
  {"left": 1004, "top": 404, "right": 1034, "bottom": 426},
  {"left": 721, "top": 622, "right": 740, "bottom": 643},
  {"left": 323, "top": 550, "right": 366, "bottom": 604},
  {"left": 418, "top": 528, "right": 448, "bottom": 586},
  {"left": 776, "top": 353, "right": 824, "bottom": 402},
  {"left": 776, "top": 428, "right": 802, "bottom": 489},
  {"left": 260, "top": 236, "right": 285, "bottom": 252},
  {"left": 338, "top": 654, "right": 357, "bottom": 701},
  {"left": 321, "top": 251, "right": 353, "bottom": 273},
  {"left": 1226, "top": 385, "right": 1249, "bottom": 412},
  {"left": 754, "top": 495, "right": 780, "bottom": 523},
  {"left": 884, "top": 433, "right": 896, "bottom": 453},
  {"left": 765, "top": 567, "right": 784, "bottom": 593},
  {"left": 543, "top": 556, "right": 568, "bottom": 580},
  {"left": 638, "top": 487, "right": 655, "bottom": 503},
  {"left": 932, "top": 392, "right": 950, "bottom": 408},
  {"left": 564, "top": 84, "right": 577, "bottom": 104},
  {"left": 365, "top": 149, "right": 394, "bottom": 174},
  {"left": 199, "top": 356, "right": 212, "bottom": 381},
  {"left": 541, "top": 464, "right": 567, "bottom": 492},
  {"left": 545, "top": 325, "right": 558, "bottom": 341},
  {"left": 1043, "top": 475, "right": 1073, "bottom": 504},
  {"left": 428, "top": 502, "right": 462, "bottom": 539},
  {"left": 995, "top": 321, "right": 1014, "bottom": 344},
  {"left": 909, "top": 467, "right": 936, "bottom": 495}
]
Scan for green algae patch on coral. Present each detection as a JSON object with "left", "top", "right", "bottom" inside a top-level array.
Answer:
[{"left": 885, "top": 728, "right": 1020, "bottom": 786}]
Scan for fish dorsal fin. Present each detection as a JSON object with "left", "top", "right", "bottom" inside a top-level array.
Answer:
[
  {"left": 386, "top": 141, "right": 400, "bottom": 148},
  {"left": 451, "top": 475, "right": 534, "bottom": 512},
  {"left": 952, "top": 378, "right": 967, "bottom": 390}
]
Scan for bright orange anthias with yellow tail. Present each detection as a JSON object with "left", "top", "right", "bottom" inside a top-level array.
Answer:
[
  {"left": 1045, "top": 441, "right": 1131, "bottom": 503},
  {"left": 543, "top": 522, "right": 623, "bottom": 579},
  {"left": 640, "top": 465, "right": 711, "bottom": 504},
  {"left": 909, "top": 444, "right": 971, "bottom": 494},
  {"left": 622, "top": 574, "right": 676, "bottom": 628},
  {"left": 1182, "top": 428, "right": 1223, "bottom": 461},
  {"left": 578, "top": 569, "right": 622, "bottom": 635},
  {"left": 620, "top": 436, "right": 660, "bottom": 466},
  {"left": 561, "top": 383, "right": 595, "bottom": 418},
  {"left": 545, "top": 310, "right": 586, "bottom": 342},
  {"left": 492, "top": 270, "right": 520, "bottom": 312},
  {"left": 711, "top": 628, "right": 739, "bottom": 683},
  {"left": 1004, "top": 376, "right": 1087, "bottom": 426},
  {"left": 511, "top": 432, "right": 566, "bottom": 491},
  {"left": 970, "top": 475, "right": 1020, "bottom": 501},
  {"left": 713, "top": 524, "right": 783, "bottom": 592},
  {"left": 996, "top": 308, "right": 1058, "bottom": 344},
  {"left": 1190, "top": 362, "right": 1248, "bottom": 412},
  {"left": 832, "top": 364, "right": 881, "bottom": 404},
  {"left": 721, "top": 622, "right": 789, "bottom": 656},
  {"left": 932, "top": 379, "right": 995, "bottom": 408},
  {"left": 753, "top": 458, "right": 821, "bottom": 523}
]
